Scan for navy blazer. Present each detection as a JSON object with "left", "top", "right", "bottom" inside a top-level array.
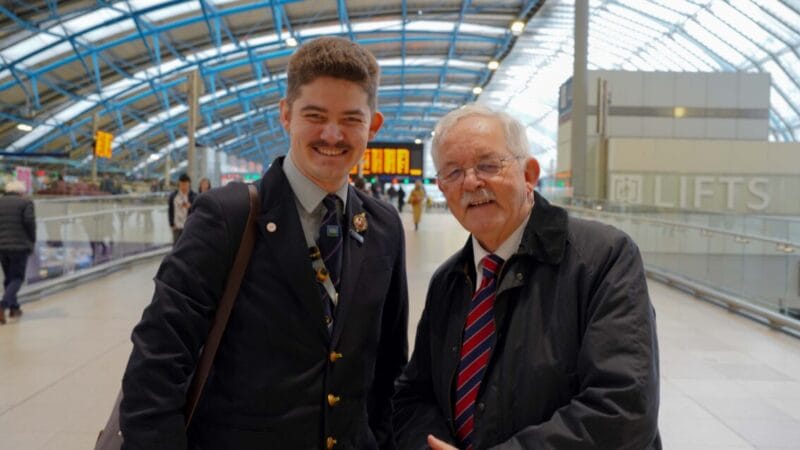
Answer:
[{"left": 121, "top": 158, "right": 409, "bottom": 450}]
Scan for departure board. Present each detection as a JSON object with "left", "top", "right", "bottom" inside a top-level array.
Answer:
[{"left": 350, "top": 142, "right": 423, "bottom": 177}]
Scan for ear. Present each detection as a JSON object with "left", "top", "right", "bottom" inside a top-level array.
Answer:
[
  {"left": 368, "top": 111, "right": 384, "bottom": 140},
  {"left": 524, "top": 157, "right": 541, "bottom": 194},
  {"left": 279, "top": 98, "right": 290, "bottom": 131}
]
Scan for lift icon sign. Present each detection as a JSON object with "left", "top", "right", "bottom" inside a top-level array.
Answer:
[{"left": 95, "top": 130, "right": 113, "bottom": 159}]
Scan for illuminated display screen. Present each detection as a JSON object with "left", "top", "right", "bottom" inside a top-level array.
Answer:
[{"left": 350, "top": 142, "right": 423, "bottom": 177}]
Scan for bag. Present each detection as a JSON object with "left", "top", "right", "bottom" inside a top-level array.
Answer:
[{"left": 95, "top": 183, "right": 260, "bottom": 449}]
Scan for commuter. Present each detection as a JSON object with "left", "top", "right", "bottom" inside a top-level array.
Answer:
[
  {"left": 396, "top": 187, "right": 406, "bottom": 212},
  {"left": 0, "top": 180, "right": 36, "bottom": 324},
  {"left": 120, "top": 36, "right": 409, "bottom": 449},
  {"left": 167, "top": 173, "right": 196, "bottom": 243},
  {"left": 198, "top": 177, "right": 212, "bottom": 193},
  {"left": 408, "top": 181, "right": 426, "bottom": 231},
  {"left": 393, "top": 104, "right": 661, "bottom": 450}
]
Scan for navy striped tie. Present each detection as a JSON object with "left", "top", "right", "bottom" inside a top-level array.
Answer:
[{"left": 454, "top": 254, "right": 504, "bottom": 450}]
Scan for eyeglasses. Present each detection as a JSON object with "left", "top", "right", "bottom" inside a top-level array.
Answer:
[{"left": 436, "top": 156, "right": 522, "bottom": 185}]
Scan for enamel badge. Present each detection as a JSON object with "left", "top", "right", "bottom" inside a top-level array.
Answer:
[{"left": 352, "top": 212, "right": 368, "bottom": 233}]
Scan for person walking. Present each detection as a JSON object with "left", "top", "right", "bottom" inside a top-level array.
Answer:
[
  {"left": 408, "top": 180, "right": 426, "bottom": 231},
  {"left": 0, "top": 180, "right": 36, "bottom": 324}
]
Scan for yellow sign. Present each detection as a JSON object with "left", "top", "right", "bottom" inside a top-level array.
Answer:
[
  {"left": 95, "top": 130, "right": 113, "bottom": 159},
  {"left": 352, "top": 147, "right": 417, "bottom": 176}
]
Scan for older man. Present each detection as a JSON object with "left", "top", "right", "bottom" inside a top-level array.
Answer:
[{"left": 393, "top": 104, "right": 661, "bottom": 450}]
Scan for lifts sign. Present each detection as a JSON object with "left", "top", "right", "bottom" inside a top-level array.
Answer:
[{"left": 610, "top": 174, "right": 772, "bottom": 212}]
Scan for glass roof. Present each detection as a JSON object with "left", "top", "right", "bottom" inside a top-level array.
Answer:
[{"left": 481, "top": 0, "right": 800, "bottom": 173}]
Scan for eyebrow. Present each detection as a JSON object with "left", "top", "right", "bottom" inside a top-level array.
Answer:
[{"left": 299, "top": 105, "right": 366, "bottom": 117}]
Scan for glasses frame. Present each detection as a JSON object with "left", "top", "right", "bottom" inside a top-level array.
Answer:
[{"left": 436, "top": 155, "right": 524, "bottom": 186}]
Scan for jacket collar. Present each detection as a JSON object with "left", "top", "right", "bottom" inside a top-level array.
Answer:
[{"left": 447, "top": 191, "right": 568, "bottom": 278}]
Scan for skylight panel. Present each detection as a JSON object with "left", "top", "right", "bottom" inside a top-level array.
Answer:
[
  {"left": 763, "top": 60, "right": 800, "bottom": 107},
  {"left": 684, "top": 20, "right": 745, "bottom": 67},
  {"left": 672, "top": 33, "right": 724, "bottom": 70},
  {"left": 605, "top": 3, "right": 669, "bottom": 34},
  {"left": 730, "top": 0, "right": 798, "bottom": 44},
  {"left": 699, "top": 7, "right": 763, "bottom": 60},
  {"left": 81, "top": 19, "right": 137, "bottom": 43},
  {"left": 1, "top": 33, "right": 60, "bottom": 62},
  {"left": 619, "top": 0, "right": 685, "bottom": 24},
  {"left": 62, "top": 7, "right": 124, "bottom": 33},
  {"left": 769, "top": 87, "right": 798, "bottom": 123},
  {"left": 141, "top": 2, "right": 200, "bottom": 23}
]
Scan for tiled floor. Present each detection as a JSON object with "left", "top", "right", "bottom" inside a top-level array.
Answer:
[{"left": 1, "top": 210, "right": 799, "bottom": 449}]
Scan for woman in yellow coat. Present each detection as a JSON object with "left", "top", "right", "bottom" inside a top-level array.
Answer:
[{"left": 409, "top": 180, "right": 426, "bottom": 231}]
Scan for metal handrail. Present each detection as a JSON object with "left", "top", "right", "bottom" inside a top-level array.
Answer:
[{"left": 562, "top": 204, "right": 798, "bottom": 249}]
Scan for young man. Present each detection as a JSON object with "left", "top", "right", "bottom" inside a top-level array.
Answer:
[
  {"left": 393, "top": 104, "right": 661, "bottom": 450},
  {"left": 0, "top": 180, "right": 36, "bottom": 323},
  {"left": 121, "top": 37, "right": 409, "bottom": 450},
  {"left": 167, "top": 173, "right": 196, "bottom": 243}
]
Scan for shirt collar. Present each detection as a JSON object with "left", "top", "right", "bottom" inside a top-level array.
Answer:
[
  {"left": 472, "top": 210, "right": 532, "bottom": 272},
  {"left": 283, "top": 152, "right": 349, "bottom": 214}
]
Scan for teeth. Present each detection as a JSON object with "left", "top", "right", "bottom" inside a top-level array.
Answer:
[
  {"left": 470, "top": 200, "right": 492, "bottom": 206},
  {"left": 315, "top": 147, "right": 346, "bottom": 156}
]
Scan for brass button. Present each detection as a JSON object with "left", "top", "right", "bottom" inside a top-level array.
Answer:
[
  {"left": 327, "top": 393, "right": 341, "bottom": 407},
  {"left": 326, "top": 436, "right": 337, "bottom": 449},
  {"left": 329, "top": 351, "right": 343, "bottom": 363}
]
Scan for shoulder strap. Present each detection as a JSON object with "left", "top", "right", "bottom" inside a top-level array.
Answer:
[{"left": 183, "top": 183, "right": 260, "bottom": 427}]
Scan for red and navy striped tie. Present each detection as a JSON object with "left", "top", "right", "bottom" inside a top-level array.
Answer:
[{"left": 454, "top": 253, "right": 504, "bottom": 450}]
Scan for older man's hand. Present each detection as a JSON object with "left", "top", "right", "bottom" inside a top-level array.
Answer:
[{"left": 427, "top": 434, "right": 459, "bottom": 450}]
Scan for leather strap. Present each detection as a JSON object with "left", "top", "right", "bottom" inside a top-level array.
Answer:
[{"left": 183, "top": 183, "right": 260, "bottom": 427}]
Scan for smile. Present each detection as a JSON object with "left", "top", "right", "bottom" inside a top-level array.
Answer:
[{"left": 313, "top": 145, "right": 349, "bottom": 157}]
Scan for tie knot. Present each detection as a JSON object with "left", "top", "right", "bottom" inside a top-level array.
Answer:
[
  {"left": 322, "top": 194, "right": 340, "bottom": 215},
  {"left": 481, "top": 254, "right": 504, "bottom": 278}
]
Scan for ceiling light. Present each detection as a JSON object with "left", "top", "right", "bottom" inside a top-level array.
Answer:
[
  {"left": 674, "top": 106, "right": 686, "bottom": 118},
  {"left": 487, "top": 60, "right": 500, "bottom": 70},
  {"left": 414, "top": 138, "right": 422, "bottom": 144},
  {"left": 511, "top": 21, "right": 525, "bottom": 35},
  {"left": 16, "top": 123, "right": 32, "bottom": 132},
  {"left": 286, "top": 37, "right": 298, "bottom": 47},
  {"left": 472, "top": 86, "right": 483, "bottom": 95}
]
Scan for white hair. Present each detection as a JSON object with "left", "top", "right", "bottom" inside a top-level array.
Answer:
[{"left": 430, "top": 103, "right": 530, "bottom": 169}]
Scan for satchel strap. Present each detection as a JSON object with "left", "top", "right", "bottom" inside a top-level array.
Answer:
[{"left": 183, "top": 183, "right": 260, "bottom": 427}]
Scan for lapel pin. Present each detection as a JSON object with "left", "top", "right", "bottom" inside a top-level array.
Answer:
[
  {"left": 349, "top": 228, "right": 364, "bottom": 244},
  {"left": 266, "top": 222, "right": 277, "bottom": 232},
  {"left": 352, "top": 212, "right": 368, "bottom": 233},
  {"left": 316, "top": 267, "right": 329, "bottom": 282}
]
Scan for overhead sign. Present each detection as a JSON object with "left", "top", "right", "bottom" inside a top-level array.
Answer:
[
  {"left": 350, "top": 142, "right": 423, "bottom": 177},
  {"left": 95, "top": 130, "right": 113, "bottom": 159}
]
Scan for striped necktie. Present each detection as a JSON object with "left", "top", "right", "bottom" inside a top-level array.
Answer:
[
  {"left": 454, "top": 253, "right": 504, "bottom": 450},
  {"left": 317, "top": 194, "right": 342, "bottom": 331}
]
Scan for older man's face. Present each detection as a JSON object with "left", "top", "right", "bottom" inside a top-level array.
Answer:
[{"left": 436, "top": 115, "right": 538, "bottom": 251}]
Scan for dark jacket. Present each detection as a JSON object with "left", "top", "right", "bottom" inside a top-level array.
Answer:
[
  {"left": 121, "top": 158, "right": 409, "bottom": 450},
  {"left": 393, "top": 192, "right": 660, "bottom": 449},
  {"left": 0, "top": 193, "right": 36, "bottom": 252},
  {"left": 168, "top": 189, "right": 197, "bottom": 228}
]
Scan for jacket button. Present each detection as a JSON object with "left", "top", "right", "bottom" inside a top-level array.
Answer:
[
  {"left": 515, "top": 272, "right": 523, "bottom": 281},
  {"left": 476, "top": 402, "right": 485, "bottom": 413},
  {"left": 451, "top": 345, "right": 458, "bottom": 353},
  {"left": 326, "top": 436, "right": 337, "bottom": 449},
  {"left": 329, "top": 351, "right": 343, "bottom": 363},
  {"left": 324, "top": 315, "right": 333, "bottom": 326},
  {"left": 327, "top": 393, "right": 341, "bottom": 407}
]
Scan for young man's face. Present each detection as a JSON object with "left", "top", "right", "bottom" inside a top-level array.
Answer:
[
  {"left": 436, "top": 115, "right": 539, "bottom": 251},
  {"left": 178, "top": 181, "right": 190, "bottom": 194},
  {"left": 280, "top": 76, "right": 383, "bottom": 192}
]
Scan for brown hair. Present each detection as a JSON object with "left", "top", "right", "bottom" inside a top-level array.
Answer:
[{"left": 285, "top": 36, "right": 380, "bottom": 111}]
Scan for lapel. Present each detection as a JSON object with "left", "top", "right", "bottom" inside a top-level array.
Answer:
[
  {"left": 330, "top": 186, "right": 367, "bottom": 347},
  {"left": 256, "top": 159, "right": 329, "bottom": 341}
]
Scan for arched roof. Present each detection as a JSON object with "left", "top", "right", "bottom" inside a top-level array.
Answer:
[
  {"left": 481, "top": 0, "right": 800, "bottom": 172},
  {"left": 0, "top": 0, "right": 542, "bottom": 175},
  {"left": 2, "top": 1, "right": 799, "bottom": 177}
]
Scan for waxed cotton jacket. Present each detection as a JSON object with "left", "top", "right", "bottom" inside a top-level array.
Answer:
[{"left": 393, "top": 192, "right": 661, "bottom": 449}]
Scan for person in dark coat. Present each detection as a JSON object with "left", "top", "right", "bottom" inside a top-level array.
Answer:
[
  {"left": 120, "top": 37, "right": 409, "bottom": 450},
  {"left": 167, "top": 173, "right": 197, "bottom": 244},
  {"left": 0, "top": 180, "right": 36, "bottom": 323},
  {"left": 392, "top": 104, "right": 661, "bottom": 450}
]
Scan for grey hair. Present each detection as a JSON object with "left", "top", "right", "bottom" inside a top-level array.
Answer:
[{"left": 430, "top": 103, "right": 530, "bottom": 169}]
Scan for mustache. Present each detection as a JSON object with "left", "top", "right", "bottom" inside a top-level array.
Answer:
[
  {"left": 310, "top": 140, "right": 351, "bottom": 151},
  {"left": 460, "top": 188, "right": 496, "bottom": 209}
]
